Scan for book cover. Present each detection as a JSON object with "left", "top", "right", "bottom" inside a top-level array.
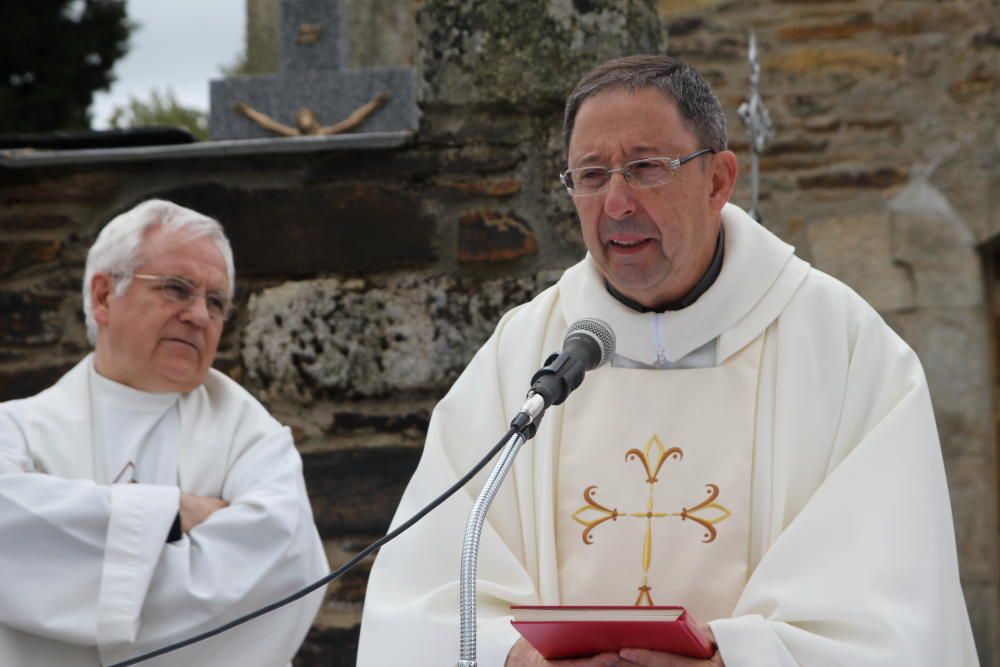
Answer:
[{"left": 510, "top": 605, "right": 714, "bottom": 660}]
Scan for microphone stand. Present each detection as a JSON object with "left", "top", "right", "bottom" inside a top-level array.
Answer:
[{"left": 457, "top": 393, "right": 545, "bottom": 667}]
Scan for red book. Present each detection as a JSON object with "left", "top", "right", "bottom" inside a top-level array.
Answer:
[{"left": 510, "top": 605, "right": 714, "bottom": 660}]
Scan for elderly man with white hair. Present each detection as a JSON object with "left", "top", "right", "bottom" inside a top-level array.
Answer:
[{"left": 0, "top": 199, "right": 328, "bottom": 666}]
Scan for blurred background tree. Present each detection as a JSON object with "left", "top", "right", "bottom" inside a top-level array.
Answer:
[
  {"left": 108, "top": 87, "right": 208, "bottom": 140},
  {"left": 0, "top": 0, "right": 132, "bottom": 132}
]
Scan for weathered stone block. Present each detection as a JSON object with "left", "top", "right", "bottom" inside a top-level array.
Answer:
[
  {"left": 798, "top": 166, "right": 907, "bottom": 189},
  {"left": 0, "top": 292, "right": 63, "bottom": 345},
  {"left": 434, "top": 177, "right": 521, "bottom": 197},
  {"left": 321, "top": 538, "right": 377, "bottom": 606},
  {"left": 889, "top": 308, "right": 991, "bottom": 461},
  {"left": 418, "top": 0, "right": 662, "bottom": 108},
  {"left": 0, "top": 171, "right": 121, "bottom": 206},
  {"left": 656, "top": 0, "right": 727, "bottom": 20},
  {"left": 929, "top": 132, "right": 995, "bottom": 244},
  {"left": 944, "top": 453, "right": 998, "bottom": 584},
  {"left": 457, "top": 209, "right": 538, "bottom": 262},
  {"left": 303, "top": 444, "right": 420, "bottom": 535},
  {"left": 246, "top": 0, "right": 280, "bottom": 74},
  {"left": 0, "top": 360, "right": 77, "bottom": 401},
  {"left": 767, "top": 47, "right": 899, "bottom": 75},
  {"left": 963, "top": 581, "right": 999, "bottom": 667},
  {"left": 776, "top": 14, "right": 874, "bottom": 41},
  {"left": 0, "top": 213, "right": 74, "bottom": 231},
  {"left": 889, "top": 178, "right": 983, "bottom": 309},
  {"left": 139, "top": 182, "right": 435, "bottom": 277},
  {"left": 295, "top": 624, "right": 359, "bottom": 667},
  {"left": 345, "top": 0, "right": 418, "bottom": 69},
  {"left": 875, "top": 4, "right": 980, "bottom": 37},
  {"left": 666, "top": 34, "right": 746, "bottom": 60},
  {"left": 0, "top": 240, "right": 62, "bottom": 279},
  {"left": 240, "top": 271, "right": 561, "bottom": 401},
  {"left": 806, "top": 214, "right": 915, "bottom": 312},
  {"left": 947, "top": 64, "right": 996, "bottom": 104},
  {"left": 327, "top": 406, "right": 431, "bottom": 437}
]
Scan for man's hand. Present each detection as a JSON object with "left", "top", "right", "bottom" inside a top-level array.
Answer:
[
  {"left": 179, "top": 492, "right": 229, "bottom": 533},
  {"left": 617, "top": 624, "right": 723, "bottom": 667},
  {"left": 506, "top": 637, "right": 620, "bottom": 667},
  {"left": 617, "top": 649, "right": 723, "bottom": 667}
]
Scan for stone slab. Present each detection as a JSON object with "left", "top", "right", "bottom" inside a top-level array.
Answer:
[
  {"left": 209, "top": 67, "right": 419, "bottom": 140},
  {"left": 139, "top": 182, "right": 435, "bottom": 277},
  {"left": 0, "top": 131, "right": 414, "bottom": 167},
  {"left": 280, "top": 0, "right": 347, "bottom": 72},
  {"left": 805, "top": 213, "right": 916, "bottom": 312},
  {"left": 303, "top": 444, "right": 420, "bottom": 535}
]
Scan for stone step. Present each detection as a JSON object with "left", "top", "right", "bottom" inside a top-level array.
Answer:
[{"left": 303, "top": 441, "right": 421, "bottom": 535}]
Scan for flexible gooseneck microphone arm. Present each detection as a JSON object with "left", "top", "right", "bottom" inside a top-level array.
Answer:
[{"left": 457, "top": 318, "right": 615, "bottom": 667}]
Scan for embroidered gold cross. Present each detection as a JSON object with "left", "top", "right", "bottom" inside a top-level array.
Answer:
[{"left": 571, "top": 435, "right": 732, "bottom": 605}]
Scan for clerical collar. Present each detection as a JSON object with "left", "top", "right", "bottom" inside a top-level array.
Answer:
[
  {"left": 605, "top": 225, "right": 726, "bottom": 313},
  {"left": 91, "top": 361, "right": 180, "bottom": 411}
]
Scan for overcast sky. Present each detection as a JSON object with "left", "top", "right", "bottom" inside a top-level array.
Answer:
[{"left": 90, "top": 0, "right": 245, "bottom": 128}]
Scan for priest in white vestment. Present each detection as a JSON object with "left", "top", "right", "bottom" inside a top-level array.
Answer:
[
  {"left": 357, "top": 56, "right": 979, "bottom": 666},
  {"left": 0, "top": 199, "right": 328, "bottom": 666}
]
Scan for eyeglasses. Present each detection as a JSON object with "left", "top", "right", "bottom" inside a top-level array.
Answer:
[
  {"left": 560, "top": 148, "right": 716, "bottom": 196},
  {"left": 128, "top": 273, "right": 234, "bottom": 321}
]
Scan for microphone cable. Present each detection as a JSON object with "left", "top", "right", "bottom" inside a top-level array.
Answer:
[{"left": 109, "top": 424, "right": 522, "bottom": 667}]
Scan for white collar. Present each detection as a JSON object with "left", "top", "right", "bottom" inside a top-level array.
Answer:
[
  {"left": 559, "top": 203, "right": 810, "bottom": 366},
  {"left": 89, "top": 357, "right": 180, "bottom": 412}
]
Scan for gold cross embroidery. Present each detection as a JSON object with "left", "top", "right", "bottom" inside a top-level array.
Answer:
[{"left": 571, "top": 435, "right": 732, "bottom": 605}]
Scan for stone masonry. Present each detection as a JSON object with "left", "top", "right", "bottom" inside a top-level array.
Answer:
[{"left": 0, "top": 0, "right": 997, "bottom": 664}]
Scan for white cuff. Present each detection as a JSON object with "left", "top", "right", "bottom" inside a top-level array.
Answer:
[
  {"left": 710, "top": 615, "right": 799, "bottom": 667},
  {"left": 97, "top": 483, "right": 180, "bottom": 664}
]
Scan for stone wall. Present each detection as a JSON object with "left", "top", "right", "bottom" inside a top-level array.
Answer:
[
  {"left": 0, "top": 0, "right": 997, "bottom": 664},
  {"left": 669, "top": 3, "right": 998, "bottom": 662}
]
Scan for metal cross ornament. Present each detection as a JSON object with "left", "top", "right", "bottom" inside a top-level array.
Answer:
[{"left": 737, "top": 31, "right": 773, "bottom": 223}]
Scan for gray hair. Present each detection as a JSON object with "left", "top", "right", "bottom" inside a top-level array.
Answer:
[
  {"left": 563, "top": 55, "right": 728, "bottom": 155},
  {"left": 82, "top": 199, "right": 235, "bottom": 345}
]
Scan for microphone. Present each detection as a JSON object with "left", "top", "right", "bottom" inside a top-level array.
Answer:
[
  {"left": 531, "top": 318, "right": 616, "bottom": 407},
  {"left": 510, "top": 318, "right": 616, "bottom": 433}
]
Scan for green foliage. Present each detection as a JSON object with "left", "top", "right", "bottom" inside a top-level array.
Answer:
[
  {"left": 218, "top": 49, "right": 252, "bottom": 78},
  {"left": 0, "top": 0, "right": 132, "bottom": 131},
  {"left": 108, "top": 88, "right": 208, "bottom": 141}
]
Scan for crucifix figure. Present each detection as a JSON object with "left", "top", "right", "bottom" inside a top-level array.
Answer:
[
  {"left": 233, "top": 93, "right": 390, "bottom": 137},
  {"left": 737, "top": 31, "right": 773, "bottom": 223}
]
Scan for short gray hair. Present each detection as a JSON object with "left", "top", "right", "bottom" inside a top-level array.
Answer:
[
  {"left": 563, "top": 55, "right": 727, "bottom": 155},
  {"left": 82, "top": 199, "right": 235, "bottom": 345}
]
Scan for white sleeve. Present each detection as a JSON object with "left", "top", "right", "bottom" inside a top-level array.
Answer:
[
  {"left": 711, "top": 295, "right": 979, "bottom": 667},
  {"left": 100, "top": 426, "right": 328, "bottom": 667},
  {"left": 0, "top": 408, "right": 178, "bottom": 647}
]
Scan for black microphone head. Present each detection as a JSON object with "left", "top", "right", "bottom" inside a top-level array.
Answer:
[{"left": 564, "top": 318, "right": 616, "bottom": 370}]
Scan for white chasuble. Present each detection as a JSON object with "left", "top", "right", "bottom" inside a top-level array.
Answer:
[
  {"left": 357, "top": 203, "right": 979, "bottom": 667},
  {"left": 0, "top": 354, "right": 328, "bottom": 667},
  {"left": 557, "top": 334, "right": 761, "bottom": 620}
]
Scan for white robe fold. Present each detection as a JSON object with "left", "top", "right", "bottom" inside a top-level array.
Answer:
[
  {"left": 0, "top": 356, "right": 329, "bottom": 666},
  {"left": 357, "top": 203, "right": 978, "bottom": 666}
]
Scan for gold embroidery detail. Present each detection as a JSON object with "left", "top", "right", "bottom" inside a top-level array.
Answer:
[
  {"left": 625, "top": 435, "right": 682, "bottom": 483},
  {"left": 573, "top": 436, "right": 733, "bottom": 605},
  {"left": 635, "top": 575, "right": 655, "bottom": 606},
  {"left": 571, "top": 486, "right": 620, "bottom": 545},
  {"left": 674, "top": 484, "right": 732, "bottom": 543}
]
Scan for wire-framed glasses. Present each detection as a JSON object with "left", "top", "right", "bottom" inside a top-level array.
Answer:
[
  {"left": 128, "top": 273, "right": 234, "bottom": 321},
  {"left": 560, "top": 147, "right": 716, "bottom": 196}
]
